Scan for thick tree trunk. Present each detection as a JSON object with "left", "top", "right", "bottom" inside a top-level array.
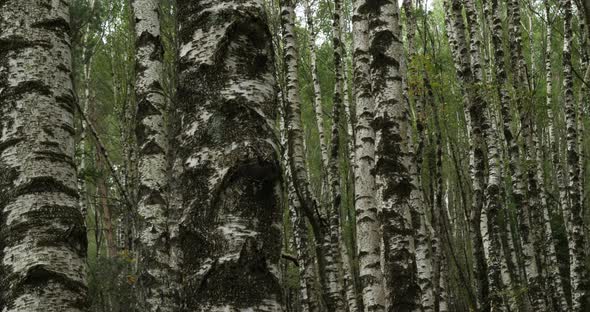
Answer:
[
  {"left": 132, "top": 0, "right": 179, "bottom": 310},
  {"left": 0, "top": 0, "right": 89, "bottom": 310},
  {"left": 351, "top": 0, "right": 386, "bottom": 311},
  {"left": 562, "top": 0, "right": 590, "bottom": 309},
  {"left": 364, "top": 0, "right": 421, "bottom": 310},
  {"left": 176, "top": 0, "right": 283, "bottom": 310}
]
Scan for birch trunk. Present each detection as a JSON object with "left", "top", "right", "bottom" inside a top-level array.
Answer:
[
  {"left": 426, "top": 72, "right": 445, "bottom": 312},
  {"left": 364, "top": 1, "right": 421, "bottom": 310},
  {"left": 0, "top": 0, "right": 89, "bottom": 310},
  {"left": 176, "top": 0, "right": 283, "bottom": 310},
  {"left": 132, "top": 0, "right": 179, "bottom": 310},
  {"left": 78, "top": 0, "right": 97, "bottom": 220},
  {"left": 332, "top": 1, "right": 360, "bottom": 311},
  {"left": 352, "top": 0, "right": 386, "bottom": 310},
  {"left": 562, "top": 0, "right": 590, "bottom": 308},
  {"left": 487, "top": 0, "right": 545, "bottom": 309},
  {"left": 403, "top": 3, "right": 436, "bottom": 310},
  {"left": 505, "top": 1, "right": 549, "bottom": 308},
  {"left": 327, "top": 1, "right": 347, "bottom": 310}
]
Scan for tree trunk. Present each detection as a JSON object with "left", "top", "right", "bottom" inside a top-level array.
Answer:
[
  {"left": 304, "top": 0, "right": 329, "bottom": 174},
  {"left": 132, "top": 0, "right": 179, "bottom": 310},
  {"left": 562, "top": 0, "right": 590, "bottom": 309},
  {"left": 0, "top": 0, "right": 89, "bottom": 310},
  {"left": 365, "top": 0, "right": 421, "bottom": 310},
  {"left": 331, "top": 1, "right": 360, "bottom": 311},
  {"left": 176, "top": 0, "right": 283, "bottom": 310},
  {"left": 351, "top": 0, "right": 386, "bottom": 310}
]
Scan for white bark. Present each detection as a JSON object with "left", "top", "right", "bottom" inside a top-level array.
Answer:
[
  {"left": 364, "top": 1, "right": 421, "bottom": 310},
  {"left": 132, "top": 0, "right": 179, "bottom": 310},
  {"left": 176, "top": 1, "right": 284, "bottom": 310},
  {"left": 352, "top": 0, "right": 386, "bottom": 310},
  {"left": 0, "top": 0, "right": 88, "bottom": 310}
]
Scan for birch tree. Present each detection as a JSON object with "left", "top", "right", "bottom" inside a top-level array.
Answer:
[
  {"left": 0, "top": 0, "right": 89, "bottom": 310},
  {"left": 352, "top": 0, "right": 386, "bottom": 310},
  {"left": 132, "top": 0, "right": 179, "bottom": 310},
  {"left": 176, "top": 0, "right": 284, "bottom": 310},
  {"left": 362, "top": 0, "right": 422, "bottom": 310}
]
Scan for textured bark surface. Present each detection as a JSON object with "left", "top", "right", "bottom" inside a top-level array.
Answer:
[
  {"left": 487, "top": 0, "right": 545, "bottom": 309},
  {"left": 352, "top": 0, "right": 386, "bottom": 310},
  {"left": 132, "top": 0, "right": 179, "bottom": 310},
  {"left": 365, "top": 0, "right": 420, "bottom": 310},
  {"left": 288, "top": 175, "right": 318, "bottom": 312},
  {"left": 561, "top": 0, "right": 590, "bottom": 309},
  {"left": 330, "top": 1, "right": 358, "bottom": 311},
  {"left": 0, "top": 0, "right": 89, "bottom": 310},
  {"left": 176, "top": 0, "right": 283, "bottom": 310}
]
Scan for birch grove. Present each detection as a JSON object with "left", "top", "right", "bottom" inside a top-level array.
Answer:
[{"left": 3, "top": 0, "right": 590, "bottom": 311}]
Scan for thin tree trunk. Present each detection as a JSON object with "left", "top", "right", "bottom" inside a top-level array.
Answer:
[
  {"left": 78, "top": 0, "right": 97, "bottom": 221},
  {"left": 96, "top": 153, "right": 116, "bottom": 258},
  {"left": 0, "top": 0, "right": 89, "bottom": 310},
  {"left": 404, "top": 2, "right": 436, "bottom": 310},
  {"left": 176, "top": 0, "right": 284, "bottom": 310},
  {"left": 444, "top": 0, "right": 489, "bottom": 308},
  {"left": 132, "top": 0, "right": 179, "bottom": 310},
  {"left": 331, "top": 1, "right": 360, "bottom": 311},
  {"left": 305, "top": 0, "right": 329, "bottom": 173},
  {"left": 289, "top": 176, "right": 320, "bottom": 312},
  {"left": 281, "top": 1, "right": 344, "bottom": 310}
]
